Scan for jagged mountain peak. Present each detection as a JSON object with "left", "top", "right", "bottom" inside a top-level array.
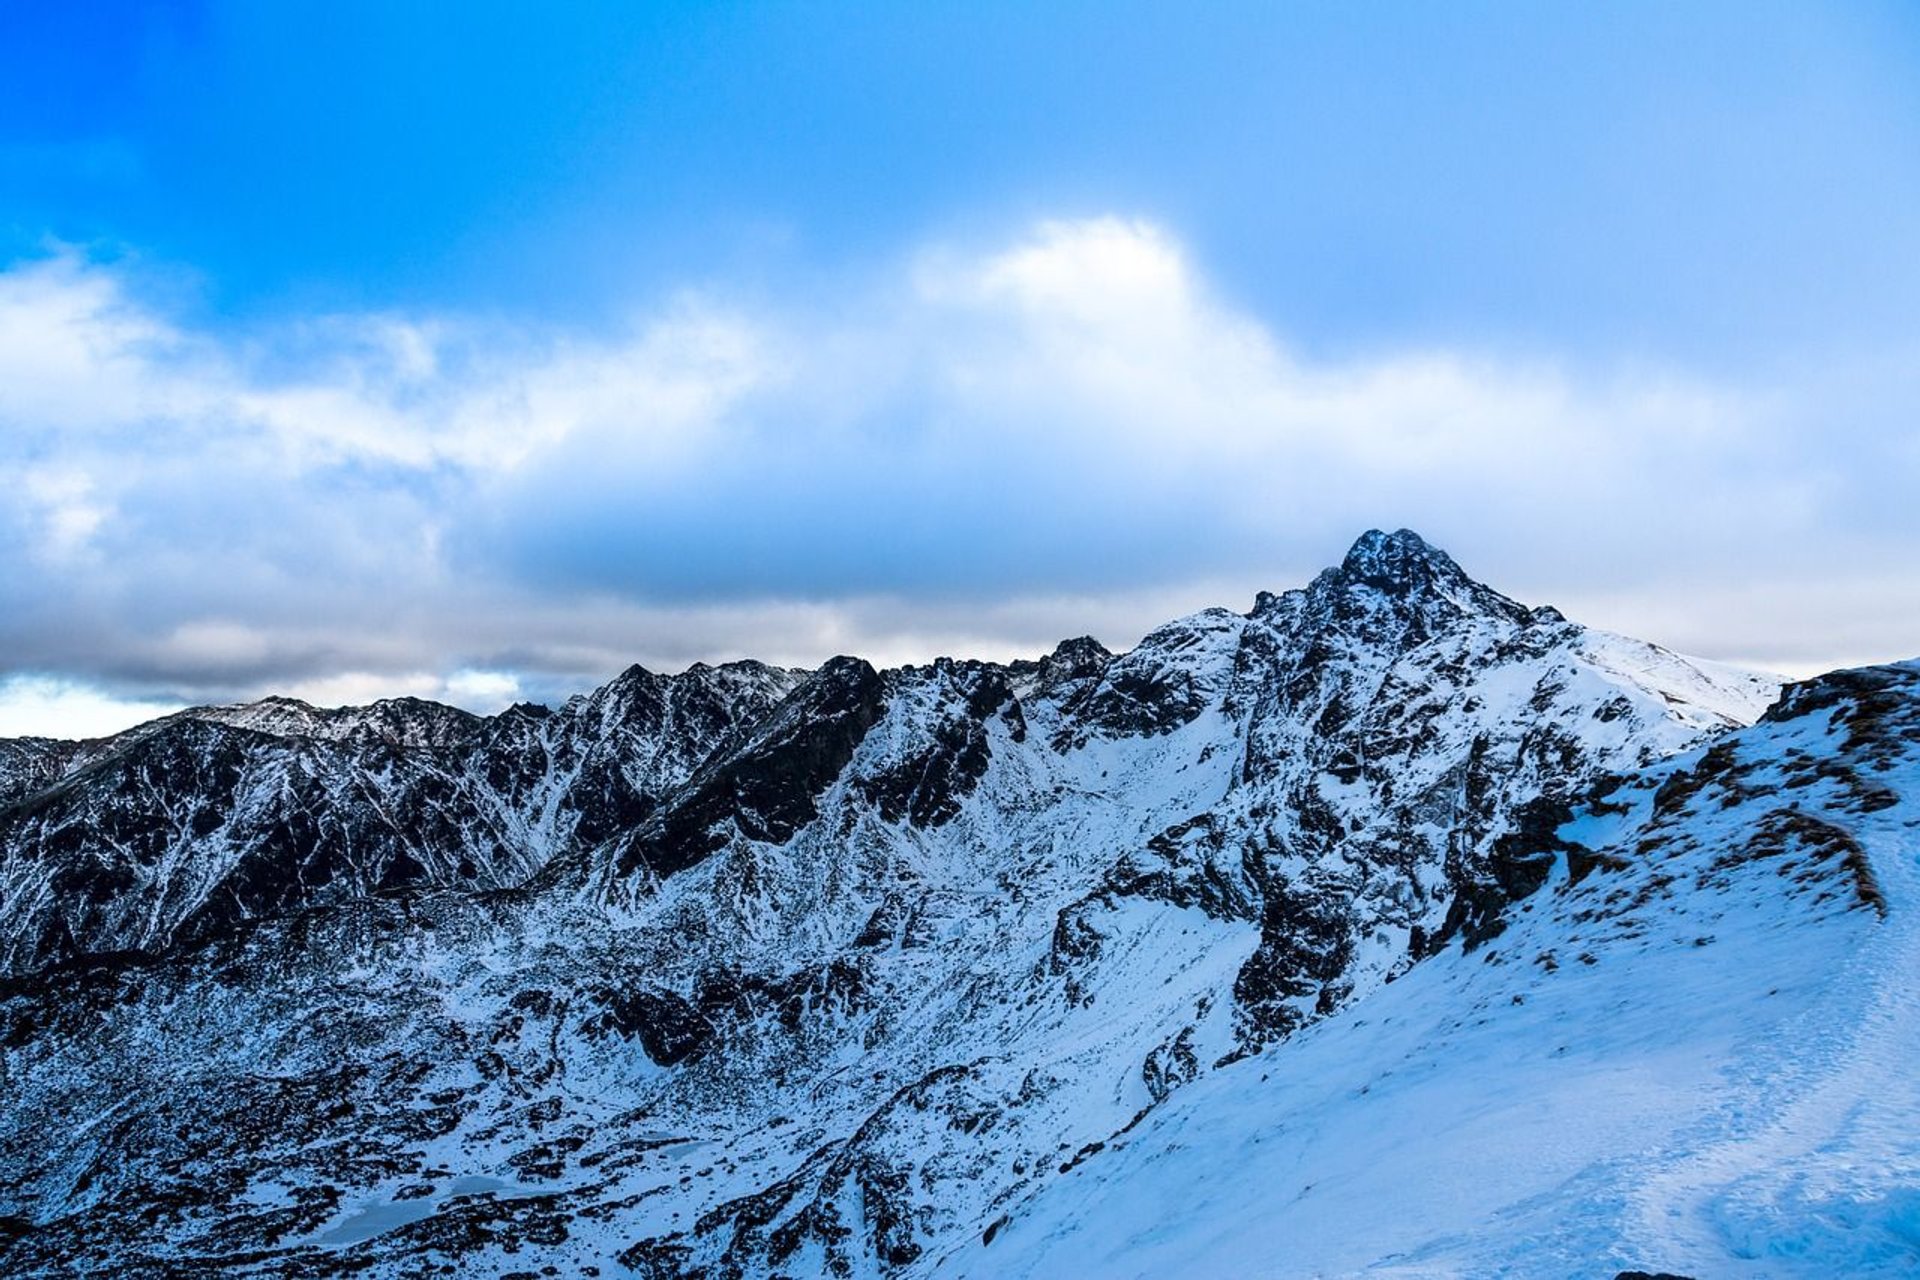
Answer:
[
  {"left": 1236, "top": 529, "right": 1539, "bottom": 655},
  {"left": 1341, "top": 525, "right": 1448, "bottom": 575},
  {"left": 1242, "top": 530, "right": 1534, "bottom": 640},
  {"left": 1316, "top": 527, "right": 1530, "bottom": 621},
  {"left": 1040, "top": 635, "right": 1112, "bottom": 670},
  {"left": 1010, "top": 635, "right": 1114, "bottom": 697}
]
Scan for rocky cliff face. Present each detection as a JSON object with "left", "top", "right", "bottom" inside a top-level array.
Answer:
[{"left": 0, "top": 531, "right": 1817, "bottom": 1278}]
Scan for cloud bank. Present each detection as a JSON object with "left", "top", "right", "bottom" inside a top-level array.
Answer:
[{"left": 1, "top": 218, "right": 1913, "bottom": 735}]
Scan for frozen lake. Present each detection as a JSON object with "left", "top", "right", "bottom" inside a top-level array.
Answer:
[{"left": 314, "top": 1175, "right": 508, "bottom": 1247}]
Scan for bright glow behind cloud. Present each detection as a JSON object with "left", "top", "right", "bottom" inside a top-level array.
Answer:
[{"left": 0, "top": 676, "right": 184, "bottom": 741}]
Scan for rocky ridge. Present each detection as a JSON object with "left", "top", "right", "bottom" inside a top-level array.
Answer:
[{"left": 0, "top": 661, "right": 802, "bottom": 974}]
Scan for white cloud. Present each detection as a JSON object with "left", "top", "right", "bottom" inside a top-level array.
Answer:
[
  {"left": 442, "top": 669, "right": 524, "bottom": 713},
  {"left": 20, "top": 466, "right": 111, "bottom": 562},
  {"left": 278, "top": 667, "right": 525, "bottom": 716},
  {"left": 0, "top": 217, "right": 1913, "bottom": 737}
]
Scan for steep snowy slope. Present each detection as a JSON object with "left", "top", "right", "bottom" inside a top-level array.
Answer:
[
  {"left": 981, "top": 661, "right": 1920, "bottom": 1279},
  {"left": 0, "top": 531, "right": 1795, "bottom": 1278}
]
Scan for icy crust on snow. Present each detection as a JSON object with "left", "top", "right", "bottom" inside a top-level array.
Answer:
[{"left": 0, "top": 531, "right": 1801, "bottom": 1278}]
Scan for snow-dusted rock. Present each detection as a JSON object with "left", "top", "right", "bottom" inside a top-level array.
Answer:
[{"left": 0, "top": 661, "right": 802, "bottom": 974}]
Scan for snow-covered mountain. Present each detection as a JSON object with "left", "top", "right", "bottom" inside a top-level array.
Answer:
[{"left": 5, "top": 530, "right": 1909, "bottom": 1278}]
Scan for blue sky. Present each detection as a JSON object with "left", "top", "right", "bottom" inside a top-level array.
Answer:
[{"left": 3, "top": 2, "right": 1919, "bottom": 733}]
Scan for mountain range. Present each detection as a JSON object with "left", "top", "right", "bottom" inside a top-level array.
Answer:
[{"left": 1, "top": 529, "right": 1913, "bottom": 1279}]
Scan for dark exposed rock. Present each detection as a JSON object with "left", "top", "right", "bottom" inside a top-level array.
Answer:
[
  {"left": 610, "top": 658, "right": 886, "bottom": 880},
  {"left": 1021, "top": 636, "right": 1112, "bottom": 695},
  {"left": 1440, "top": 794, "right": 1578, "bottom": 951},
  {"left": 853, "top": 662, "right": 1010, "bottom": 828},
  {"left": 1232, "top": 864, "right": 1358, "bottom": 1047},
  {"left": 582, "top": 987, "right": 715, "bottom": 1065},
  {"left": 1057, "top": 611, "right": 1242, "bottom": 743},
  {"left": 1142, "top": 1026, "right": 1201, "bottom": 1102}
]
